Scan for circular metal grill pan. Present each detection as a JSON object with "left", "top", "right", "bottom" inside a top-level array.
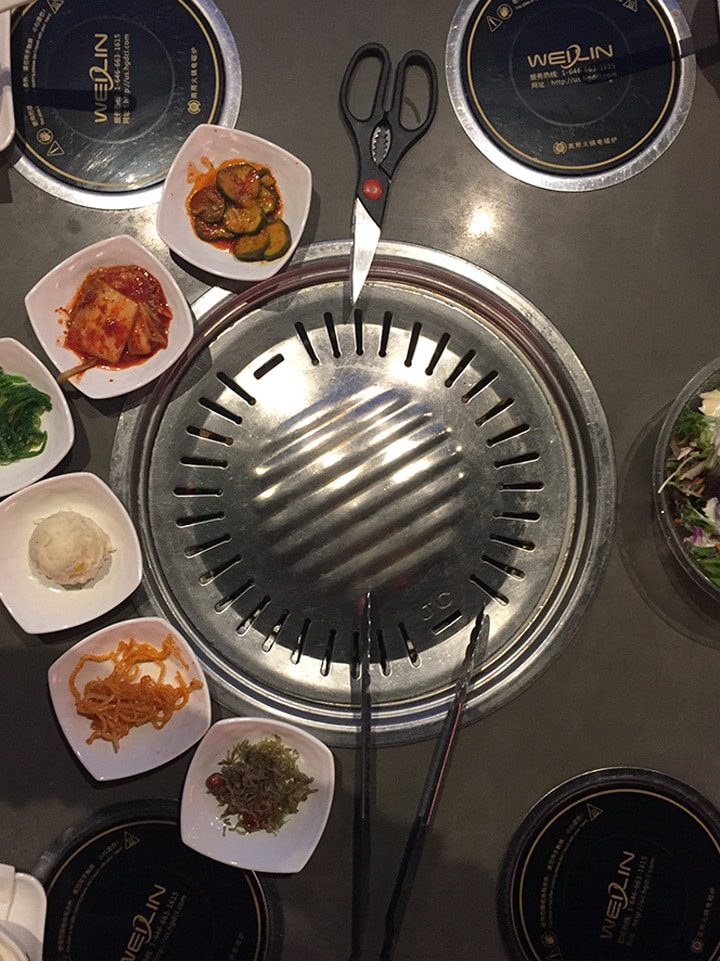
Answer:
[{"left": 111, "top": 241, "right": 615, "bottom": 746}]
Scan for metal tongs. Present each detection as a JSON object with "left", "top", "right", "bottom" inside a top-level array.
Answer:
[
  {"left": 349, "top": 591, "right": 373, "bottom": 961},
  {"left": 380, "top": 606, "right": 489, "bottom": 960},
  {"left": 349, "top": 601, "right": 489, "bottom": 961}
]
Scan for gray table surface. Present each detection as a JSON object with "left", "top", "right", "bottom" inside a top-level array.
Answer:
[{"left": 2, "top": 0, "right": 720, "bottom": 958}]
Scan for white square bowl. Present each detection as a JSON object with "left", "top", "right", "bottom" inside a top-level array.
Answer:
[
  {"left": 0, "top": 471, "right": 142, "bottom": 633},
  {"left": 0, "top": 338, "right": 74, "bottom": 498},
  {"left": 180, "top": 717, "right": 335, "bottom": 873},
  {"left": 48, "top": 616, "right": 211, "bottom": 781},
  {"left": 24, "top": 234, "right": 194, "bottom": 399},
  {"left": 0, "top": 866, "right": 46, "bottom": 961},
  {"left": 157, "top": 124, "right": 312, "bottom": 282}
]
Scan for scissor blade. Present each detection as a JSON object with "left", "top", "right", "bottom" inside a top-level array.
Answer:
[{"left": 350, "top": 199, "right": 381, "bottom": 307}]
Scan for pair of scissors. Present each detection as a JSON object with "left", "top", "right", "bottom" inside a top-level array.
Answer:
[{"left": 340, "top": 42, "right": 438, "bottom": 307}]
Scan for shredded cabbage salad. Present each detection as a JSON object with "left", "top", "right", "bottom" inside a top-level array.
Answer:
[{"left": 660, "top": 388, "right": 720, "bottom": 587}]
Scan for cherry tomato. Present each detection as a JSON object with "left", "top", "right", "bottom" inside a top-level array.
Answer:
[
  {"left": 206, "top": 772, "right": 225, "bottom": 791},
  {"left": 243, "top": 813, "right": 260, "bottom": 831}
]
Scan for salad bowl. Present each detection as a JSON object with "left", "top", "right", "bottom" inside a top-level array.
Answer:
[{"left": 653, "top": 358, "right": 720, "bottom": 601}]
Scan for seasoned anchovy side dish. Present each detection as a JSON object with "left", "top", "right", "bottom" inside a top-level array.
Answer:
[{"left": 205, "top": 734, "right": 317, "bottom": 835}]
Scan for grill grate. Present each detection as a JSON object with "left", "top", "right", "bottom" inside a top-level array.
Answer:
[{"left": 111, "top": 242, "right": 615, "bottom": 745}]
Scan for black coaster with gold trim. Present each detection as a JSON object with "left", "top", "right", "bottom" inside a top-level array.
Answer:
[
  {"left": 33, "top": 800, "right": 279, "bottom": 961},
  {"left": 446, "top": 0, "right": 694, "bottom": 189},
  {"left": 498, "top": 768, "right": 720, "bottom": 961},
  {"left": 10, "top": 0, "right": 239, "bottom": 205}
]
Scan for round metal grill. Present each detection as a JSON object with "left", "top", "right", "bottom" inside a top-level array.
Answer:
[{"left": 110, "top": 241, "right": 615, "bottom": 746}]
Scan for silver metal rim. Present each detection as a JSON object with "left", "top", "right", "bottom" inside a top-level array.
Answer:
[
  {"left": 8, "top": 0, "right": 241, "bottom": 210},
  {"left": 445, "top": 0, "right": 695, "bottom": 192},
  {"left": 111, "top": 240, "right": 616, "bottom": 746}
]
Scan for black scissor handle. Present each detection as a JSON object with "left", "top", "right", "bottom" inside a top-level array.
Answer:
[
  {"left": 339, "top": 42, "right": 392, "bottom": 134},
  {"left": 339, "top": 42, "right": 438, "bottom": 227},
  {"left": 382, "top": 50, "right": 438, "bottom": 178}
]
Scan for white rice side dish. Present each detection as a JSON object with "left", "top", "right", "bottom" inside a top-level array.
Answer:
[
  {"left": 29, "top": 510, "right": 112, "bottom": 586},
  {"left": 0, "top": 930, "right": 27, "bottom": 961}
]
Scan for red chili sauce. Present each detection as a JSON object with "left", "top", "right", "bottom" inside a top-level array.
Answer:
[
  {"left": 62, "top": 264, "right": 173, "bottom": 370},
  {"left": 185, "top": 157, "right": 285, "bottom": 254}
]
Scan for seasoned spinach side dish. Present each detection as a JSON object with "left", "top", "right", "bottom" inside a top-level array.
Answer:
[
  {"left": 661, "top": 387, "right": 720, "bottom": 587},
  {"left": 0, "top": 366, "right": 52, "bottom": 464},
  {"left": 205, "top": 734, "right": 316, "bottom": 835}
]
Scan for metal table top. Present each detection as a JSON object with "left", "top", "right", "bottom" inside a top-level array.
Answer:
[{"left": 1, "top": 0, "right": 720, "bottom": 958}]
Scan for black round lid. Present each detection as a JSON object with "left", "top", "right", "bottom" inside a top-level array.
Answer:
[
  {"left": 10, "top": 0, "right": 234, "bottom": 197},
  {"left": 33, "top": 800, "right": 279, "bottom": 961},
  {"left": 456, "top": 0, "right": 682, "bottom": 178},
  {"left": 498, "top": 768, "right": 720, "bottom": 961}
]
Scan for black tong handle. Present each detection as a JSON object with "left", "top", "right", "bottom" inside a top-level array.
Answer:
[
  {"left": 380, "top": 608, "right": 488, "bottom": 961},
  {"left": 349, "top": 592, "right": 373, "bottom": 961}
]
